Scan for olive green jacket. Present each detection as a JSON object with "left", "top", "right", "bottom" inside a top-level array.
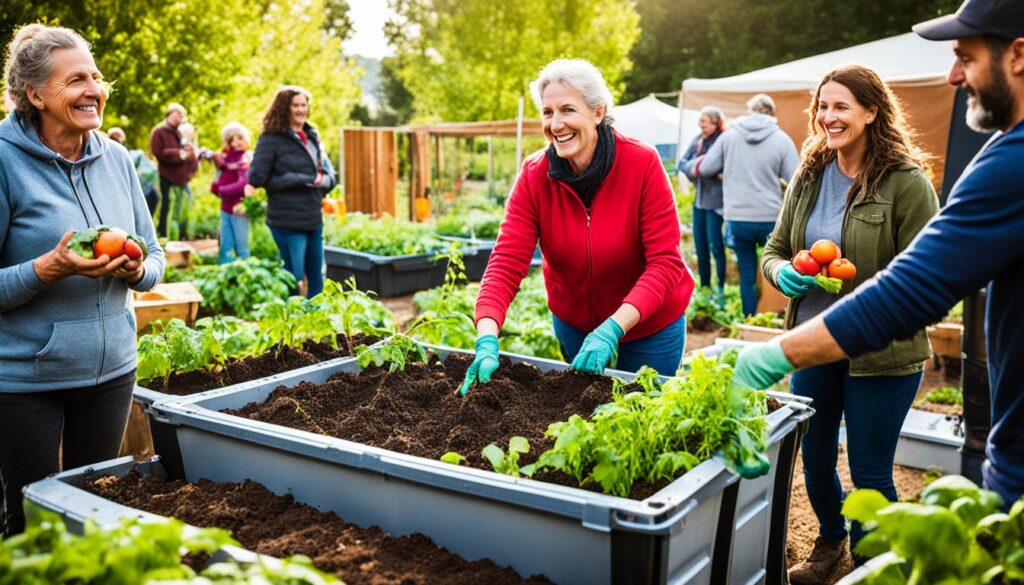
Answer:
[{"left": 761, "top": 163, "right": 939, "bottom": 376}]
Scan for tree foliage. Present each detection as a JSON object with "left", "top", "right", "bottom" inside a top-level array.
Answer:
[
  {"left": 622, "top": 0, "right": 963, "bottom": 101},
  {"left": 385, "top": 0, "right": 641, "bottom": 122},
  {"left": 1, "top": 0, "right": 359, "bottom": 159}
]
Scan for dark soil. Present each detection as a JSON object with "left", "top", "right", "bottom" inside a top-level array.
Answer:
[
  {"left": 88, "top": 471, "right": 549, "bottom": 584},
  {"left": 687, "top": 316, "right": 729, "bottom": 333},
  {"left": 225, "top": 354, "right": 784, "bottom": 501},
  {"left": 146, "top": 336, "right": 374, "bottom": 396},
  {"left": 226, "top": 353, "right": 635, "bottom": 491}
]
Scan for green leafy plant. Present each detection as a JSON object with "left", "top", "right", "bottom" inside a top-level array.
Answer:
[
  {"left": 435, "top": 208, "right": 503, "bottom": 239},
  {"left": 526, "top": 357, "right": 770, "bottom": 496},
  {"left": 843, "top": 475, "right": 1023, "bottom": 584},
  {"left": 406, "top": 246, "right": 477, "bottom": 349},
  {"left": 137, "top": 319, "right": 229, "bottom": 386},
  {"left": 0, "top": 512, "right": 337, "bottom": 584},
  {"left": 919, "top": 386, "right": 964, "bottom": 407},
  {"left": 191, "top": 258, "right": 296, "bottom": 319},
  {"left": 686, "top": 285, "right": 744, "bottom": 330},
  {"left": 483, "top": 436, "right": 531, "bottom": 477},
  {"left": 440, "top": 452, "right": 465, "bottom": 465},
  {"left": 323, "top": 213, "right": 445, "bottom": 256}
]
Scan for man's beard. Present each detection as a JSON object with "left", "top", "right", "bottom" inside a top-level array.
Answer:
[{"left": 965, "top": 57, "right": 1016, "bottom": 133}]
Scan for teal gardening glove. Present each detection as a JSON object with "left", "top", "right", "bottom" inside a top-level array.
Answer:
[
  {"left": 571, "top": 318, "right": 624, "bottom": 374},
  {"left": 732, "top": 338, "right": 795, "bottom": 390},
  {"left": 777, "top": 263, "right": 817, "bottom": 298},
  {"left": 458, "top": 334, "right": 500, "bottom": 396}
]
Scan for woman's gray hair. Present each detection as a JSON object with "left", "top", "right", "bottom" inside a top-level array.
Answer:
[
  {"left": 529, "top": 59, "right": 615, "bottom": 126},
  {"left": 746, "top": 93, "right": 776, "bottom": 116},
  {"left": 3, "top": 24, "right": 93, "bottom": 124},
  {"left": 700, "top": 106, "right": 725, "bottom": 126},
  {"left": 221, "top": 121, "right": 251, "bottom": 145}
]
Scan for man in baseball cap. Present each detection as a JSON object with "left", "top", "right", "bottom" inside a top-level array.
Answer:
[{"left": 730, "top": 0, "right": 1024, "bottom": 547}]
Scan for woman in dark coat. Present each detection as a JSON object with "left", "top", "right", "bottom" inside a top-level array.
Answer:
[{"left": 246, "top": 85, "right": 335, "bottom": 297}]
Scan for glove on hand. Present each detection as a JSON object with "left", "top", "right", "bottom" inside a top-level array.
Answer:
[
  {"left": 732, "top": 338, "right": 794, "bottom": 390},
  {"left": 571, "top": 318, "right": 624, "bottom": 374},
  {"left": 458, "top": 334, "right": 500, "bottom": 396},
  {"left": 777, "top": 263, "right": 817, "bottom": 298}
]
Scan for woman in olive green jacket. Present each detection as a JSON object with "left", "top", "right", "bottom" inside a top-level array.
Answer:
[{"left": 759, "top": 65, "right": 938, "bottom": 583}]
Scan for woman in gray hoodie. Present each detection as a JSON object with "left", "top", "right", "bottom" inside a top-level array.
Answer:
[{"left": 0, "top": 24, "right": 164, "bottom": 536}]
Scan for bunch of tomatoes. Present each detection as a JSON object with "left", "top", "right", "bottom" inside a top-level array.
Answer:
[
  {"left": 792, "top": 239, "right": 856, "bottom": 293},
  {"left": 68, "top": 225, "right": 147, "bottom": 261}
]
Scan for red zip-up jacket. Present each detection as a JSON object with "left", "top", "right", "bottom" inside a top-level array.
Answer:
[{"left": 476, "top": 132, "right": 693, "bottom": 342}]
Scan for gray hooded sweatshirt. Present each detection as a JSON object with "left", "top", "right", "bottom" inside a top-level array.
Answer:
[
  {"left": 696, "top": 113, "right": 799, "bottom": 223},
  {"left": 0, "top": 112, "right": 164, "bottom": 391}
]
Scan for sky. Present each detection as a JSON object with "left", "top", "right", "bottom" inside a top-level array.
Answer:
[{"left": 343, "top": 1, "right": 396, "bottom": 59}]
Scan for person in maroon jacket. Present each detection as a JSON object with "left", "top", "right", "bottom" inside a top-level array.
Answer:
[
  {"left": 149, "top": 103, "right": 197, "bottom": 238},
  {"left": 459, "top": 59, "right": 695, "bottom": 395}
]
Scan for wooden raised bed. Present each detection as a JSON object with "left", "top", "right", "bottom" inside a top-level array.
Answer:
[
  {"left": 131, "top": 281, "right": 203, "bottom": 333},
  {"left": 927, "top": 322, "right": 963, "bottom": 359},
  {"left": 734, "top": 323, "right": 784, "bottom": 342}
]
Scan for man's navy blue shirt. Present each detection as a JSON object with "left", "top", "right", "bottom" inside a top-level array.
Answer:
[{"left": 823, "top": 119, "right": 1024, "bottom": 505}]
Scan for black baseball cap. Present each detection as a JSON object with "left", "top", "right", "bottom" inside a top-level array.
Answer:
[{"left": 913, "top": 0, "right": 1024, "bottom": 41}]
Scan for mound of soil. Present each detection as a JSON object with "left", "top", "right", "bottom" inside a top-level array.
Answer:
[
  {"left": 89, "top": 471, "right": 549, "bottom": 585},
  {"left": 145, "top": 335, "right": 375, "bottom": 397}
]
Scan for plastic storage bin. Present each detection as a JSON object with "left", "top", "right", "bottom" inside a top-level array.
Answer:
[
  {"left": 323, "top": 246, "right": 459, "bottom": 297},
  {"left": 148, "top": 344, "right": 811, "bottom": 585}
]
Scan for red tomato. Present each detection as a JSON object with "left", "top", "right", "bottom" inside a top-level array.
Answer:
[
  {"left": 792, "top": 250, "right": 820, "bottom": 276},
  {"left": 829, "top": 258, "right": 857, "bottom": 281},
  {"left": 810, "top": 239, "right": 841, "bottom": 265},
  {"left": 93, "top": 231, "right": 127, "bottom": 259},
  {"left": 124, "top": 240, "right": 144, "bottom": 260}
]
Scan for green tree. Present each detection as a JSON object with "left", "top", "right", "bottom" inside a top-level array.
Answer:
[
  {"left": 386, "top": 0, "right": 641, "bottom": 122},
  {"left": 622, "top": 0, "right": 963, "bottom": 101}
]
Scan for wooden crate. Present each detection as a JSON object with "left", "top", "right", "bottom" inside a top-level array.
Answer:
[
  {"left": 735, "top": 323, "right": 785, "bottom": 342},
  {"left": 928, "top": 322, "right": 963, "bottom": 359},
  {"left": 132, "top": 281, "right": 203, "bottom": 333},
  {"left": 163, "top": 241, "right": 197, "bottom": 268}
]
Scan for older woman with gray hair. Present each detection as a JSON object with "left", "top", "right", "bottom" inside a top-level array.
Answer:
[
  {"left": 678, "top": 105, "right": 727, "bottom": 299},
  {"left": 0, "top": 24, "right": 164, "bottom": 536},
  {"left": 460, "top": 59, "right": 694, "bottom": 394},
  {"left": 211, "top": 121, "right": 253, "bottom": 263}
]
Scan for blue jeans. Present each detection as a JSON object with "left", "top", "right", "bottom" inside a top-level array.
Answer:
[
  {"left": 219, "top": 212, "right": 251, "bottom": 264},
  {"left": 693, "top": 206, "right": 726, "bottom": 290},
  {"left": 552, "top": 313, "right": 686, "bottom": 376},
  {"left": 725, "top": 220, "right": 775, "bottom": 316},
  {"left": 792, "top": 361, "right": 922, "bottom": 550},
  {"left": 269, "top": 225, "right": 324, "bottom": 297}
]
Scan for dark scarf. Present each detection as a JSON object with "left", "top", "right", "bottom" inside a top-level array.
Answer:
[{"left": 547, "top": 123, "right": 616, "bottom": 210}]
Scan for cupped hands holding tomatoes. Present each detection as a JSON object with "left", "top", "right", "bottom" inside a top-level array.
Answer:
[
  {"left": 33, "top": 225, "right": 147, "bottom": 285},
  {"left": 790, "top": 239, "right": 857, "bottom": 294}
]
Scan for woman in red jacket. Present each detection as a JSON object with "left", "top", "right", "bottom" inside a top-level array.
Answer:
[{"left": 460, "top": 59, "right": 694, "bottom": 394}]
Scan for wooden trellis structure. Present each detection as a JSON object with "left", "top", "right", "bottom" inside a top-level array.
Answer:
[{"left": 340, "top": 119, "right": 543, "bottom": 221}]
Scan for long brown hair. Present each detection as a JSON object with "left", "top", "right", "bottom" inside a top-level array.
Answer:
[
  {"left": 261, "top": 85, "right": 312, "bottom": 133},
  {"left": 795, "top": 64, "right": 928, "bottom": 201}
]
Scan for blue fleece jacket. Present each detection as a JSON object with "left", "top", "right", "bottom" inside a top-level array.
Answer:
[
  {"left": 822, "top": 119, "right": 1024, "bottom": 505},
  {"left": 0, "top": 112, "right": 164, "bottom": 391}
]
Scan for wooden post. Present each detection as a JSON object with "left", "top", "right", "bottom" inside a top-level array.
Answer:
[
  {"left": 409, "top": 129, "right": 431, "bottom": 222},
  {"left": 487, "top": 135, "right": 494, "bottom": 196},
  {"left": 343, "top": 129, "right": 397, "bottom": 217}
]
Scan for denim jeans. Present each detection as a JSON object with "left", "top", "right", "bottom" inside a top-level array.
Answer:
[
  {"left": 725, "top": 220, "right": 775, "bottom": 316},
  {"left": 269, "top": 225, "right": 324, "bottom": 297},
  {"left": 552, "top": 313, "right": 686, "bottom": 376},
  {"left": 792, "top": 361, "right": 922, "bottom": 550},
  {"left": 693, "top": 206, "right": 726, "bottom": 290},
  {"left": 0, "top": 371, "right": 135, "bottom": 536},
  {"left": 219, "top": 212, "right": 251, "bottom": 264}
]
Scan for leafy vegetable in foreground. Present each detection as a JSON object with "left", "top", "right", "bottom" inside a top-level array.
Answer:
[{"left": 843, "top": 475, "right": 1024, "bottom": 584}]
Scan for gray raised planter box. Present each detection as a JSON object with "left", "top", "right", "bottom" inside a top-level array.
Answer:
[
  {"left": 895, "top": 408, "right": 963, "bottom": 474},
  {"left": 21, "top": 456, "right": 272, "bottom": 569},
  {"left": 147, "top": 343, "right": 811, "bottom": 585},
  {"left": 324, "top": 246, "right": 464, "bottom": 297}
]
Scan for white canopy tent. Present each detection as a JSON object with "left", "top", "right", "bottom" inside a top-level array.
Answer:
[
  {"left": 680, "top": 32, "right": 957, "bottom": 185},
  {"left": 613, "top": 95, "right": 700, "bottom": 161}
]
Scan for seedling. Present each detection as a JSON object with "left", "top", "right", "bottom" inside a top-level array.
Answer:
[{"left": 483, "top": 436, "right": 531, "bottom": 477}]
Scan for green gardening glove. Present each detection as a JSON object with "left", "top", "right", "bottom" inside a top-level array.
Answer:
[
  {"left": 458, "top": 334, "right": 500, "bottom": 396},
  {"left": 732, "top": 338, "right": 795, "bottom": 390},
  {"left": 571, "top": 318, "right": 624, "bottom": 374}
]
